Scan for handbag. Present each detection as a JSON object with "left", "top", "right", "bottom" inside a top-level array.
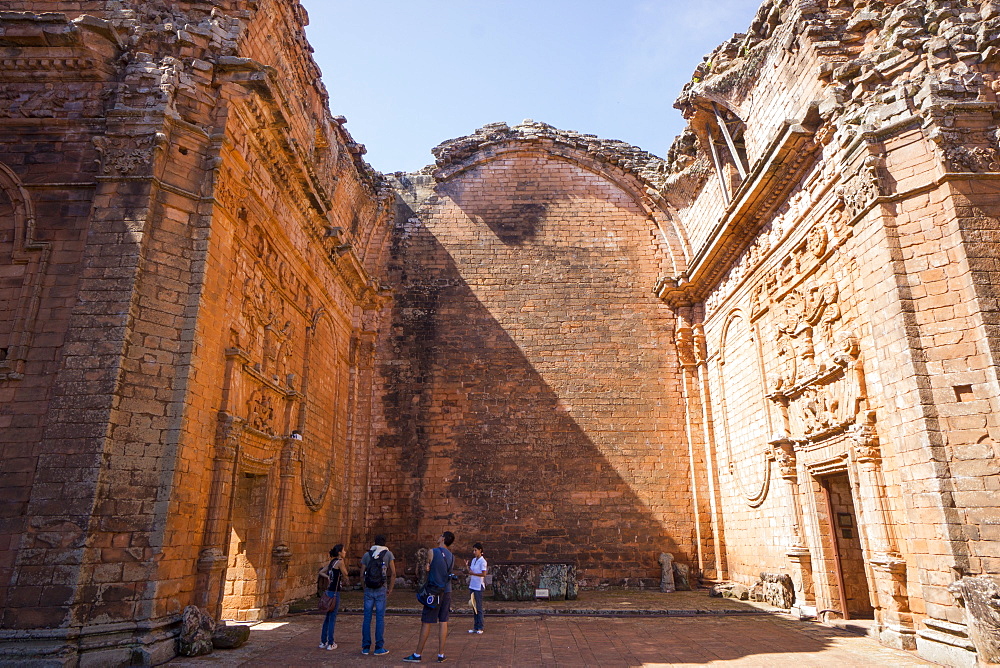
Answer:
[
  {"left": 416, "top": 583, "right": 444, "bottom": 609},
  {"left": 318, "top": 591, "right": 337, "bottom": 613}
]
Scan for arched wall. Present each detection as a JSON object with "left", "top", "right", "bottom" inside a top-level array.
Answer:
[{"left": 372, "top": 146, "right": 697, "bottom": 583}]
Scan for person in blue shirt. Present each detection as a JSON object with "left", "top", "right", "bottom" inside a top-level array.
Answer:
[{"left": 404, "top": 531, "right": 455, "bottom": 663}]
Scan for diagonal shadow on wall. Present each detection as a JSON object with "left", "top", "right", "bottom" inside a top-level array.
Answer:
[{"left": 375, "top": 183, "right": 698, "bottom": 584}]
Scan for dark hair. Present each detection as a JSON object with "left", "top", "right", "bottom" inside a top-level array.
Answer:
[
  {"left": 473, "top": 542, "right": 483, "bottom": 551},
  {"left": 442, "top": 531, "right": 455, "bottom": 546},
  {"left": 330, "top": 544, "right": 343, "bottom": 558},
  {"left": 374, "top": 534, "right": 387, "bottom": 546}
]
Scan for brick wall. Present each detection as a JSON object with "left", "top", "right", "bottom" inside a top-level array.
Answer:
[{"left": 373, "top": 142, "right": 697, "bottom": 584}]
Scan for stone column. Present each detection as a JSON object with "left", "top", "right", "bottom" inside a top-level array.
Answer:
[
  {"left": 849, "top": 411, "right": 915, "bottom": 650},
  {"left": 347, "top": 328, "right": 377, "bottom": 546},
  {"left": 770, "top": 435, "right": 816, "bottom": 617},
  {"left": 675, "top": 314, "right": 705, "bottom": 574},
  {"left": 196, "top": 414, "right": 243, "bottom": 618},
  {"left": 266, "top": 435, "right": 297, "bottom": 617}
]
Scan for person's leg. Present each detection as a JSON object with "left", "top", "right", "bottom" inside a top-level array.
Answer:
[
  {"left": 329, "top": 593, "right": 340, "bottom": 645},
  {"left": 437, "top": 592, "right": 451, "bottom": 657},
  {"left": 321, "top": 610, "right": 334, "bottom": 645},
  {"left": 473, "top": 588, "right": 484, "bottom": 631},
  {"left": 415, "top": 622, "right": 433, "bottom": 654},
  {"left": 438, "top": 622, "right": 448, "bottom": 656},
  {"left": 374, "top": 588, "right": 387, "bottom": 650},
  {"left": 362, "top": 589, "right": 374, "bottom": 651}
]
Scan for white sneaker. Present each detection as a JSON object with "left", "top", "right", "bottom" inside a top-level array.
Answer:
[
  {"left": 327, "top": 643, "right": 337, "bottom": 650},
  {"left": 319, "top": 643, "right": 328, "bottom": 649}
]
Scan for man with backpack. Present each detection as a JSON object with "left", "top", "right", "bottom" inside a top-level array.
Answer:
[
  {"left": 360, "top": 534, "right": 395, "bottom": 656},
  {"left": 403, "top": 531, "right": 455, "bottom": 663}
]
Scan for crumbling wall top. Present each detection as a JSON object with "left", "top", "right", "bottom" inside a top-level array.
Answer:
[{"left": 428, "top": 119, "right": 674, "bottom": 193}]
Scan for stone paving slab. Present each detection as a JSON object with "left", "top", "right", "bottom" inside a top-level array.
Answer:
[{"left": 168, "top": 611, "right": 937, "bottom": 667}]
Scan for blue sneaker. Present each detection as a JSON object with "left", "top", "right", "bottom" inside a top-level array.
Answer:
[
  {"left": 373, "top": 648, "right": 389, "bottom": 656},
  {"left": 361, "top": 647, "right": 370, "bottom": 655},
  {"left": 403, "top": 653, "right": 421, "bottom": 662}
]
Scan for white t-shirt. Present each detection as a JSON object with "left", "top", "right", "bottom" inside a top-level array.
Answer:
[{"left": 469, "top": 556, "right": 487, "bottom": 591}]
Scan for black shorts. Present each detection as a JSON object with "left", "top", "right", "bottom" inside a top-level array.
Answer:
[{"left": 420, "top": 591, "right": 451, "bottom": 624}]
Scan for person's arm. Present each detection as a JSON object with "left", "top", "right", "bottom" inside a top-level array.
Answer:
[
  {"left": 387, "top": 559, "right": 396, "bottom": 595},
  {"left": 338, "top": 559, "right": 350, "bottom": 586}
]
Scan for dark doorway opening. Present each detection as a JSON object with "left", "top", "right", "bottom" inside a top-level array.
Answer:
[{"left": 820, "top": 472, "right": 874, "bottom": 620}]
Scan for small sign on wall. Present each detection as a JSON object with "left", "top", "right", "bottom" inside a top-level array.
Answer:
[
  {"left": 838, "top": 512, "right": 854, "bottom": 539},
  {"left": 535, "top": 588, "right": 550, "bottom": 600}
]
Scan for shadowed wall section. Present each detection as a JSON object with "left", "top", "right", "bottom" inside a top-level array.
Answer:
[{"left": 374, "top": 147, "right": 699, "bottom": 584}]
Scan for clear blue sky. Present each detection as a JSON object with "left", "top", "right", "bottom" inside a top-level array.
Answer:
[{"left": 300, "top": 0, "right": 764, "bottom": 174}]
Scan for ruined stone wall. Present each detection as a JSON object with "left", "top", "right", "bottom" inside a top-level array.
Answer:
[
  {"left": 0, "top": 1, "right": 393, "bottom": 664},
  {"left": 661, "top": 0, "right": 1000, "bottom": 664},
  {"left": 374, "top": 124, "right": 701, "bottom": 585}
]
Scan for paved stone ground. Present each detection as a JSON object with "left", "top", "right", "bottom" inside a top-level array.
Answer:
[{"left": 169, "top": 593, "right": 935, "bottom": 667}]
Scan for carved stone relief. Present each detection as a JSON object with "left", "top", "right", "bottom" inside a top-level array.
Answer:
[
  {"left": 836, "top": 155, "right": 884, "bottom": 221},
  {"left": 92, "top": 133, "right": 160, "bottom": 177},
  {"left": 0, "top": 163, "right": 50, "bottom": 381},
  {"left": 0, "top": 83, "right": 103, "bottom": 119},
  {"left": 930, "top": 123, "right": 1000, "bottom": 173}
]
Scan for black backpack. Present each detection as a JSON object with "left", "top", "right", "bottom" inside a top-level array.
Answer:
[{"left": 364, "top": 548, "right": 386, "bottom": 589}]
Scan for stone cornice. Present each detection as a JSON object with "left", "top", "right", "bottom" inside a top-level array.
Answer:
[{"left": 656, "top": 122, "right": 820, "bottom": 308}]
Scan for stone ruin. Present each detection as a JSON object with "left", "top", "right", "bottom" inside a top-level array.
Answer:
[{"left": 1, "top": 0, "right": 1000, "bottom": 666}]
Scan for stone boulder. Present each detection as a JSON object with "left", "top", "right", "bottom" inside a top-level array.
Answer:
[
  {"left": 709, "top": 582, "right": 749, "bottom": 600},
  {"left": 212, "top": 623, "right": 251, "bottom": 650},
  {"left": 949, "top": 576, "right": 1000, "bottom": 664},
  {"left": 178, "top": 605, "right": 215, "bottom": 657}
]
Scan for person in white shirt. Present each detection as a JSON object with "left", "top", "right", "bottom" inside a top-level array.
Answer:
[{"left": 467, "top": 543, "right": 487, "bottom": 634}]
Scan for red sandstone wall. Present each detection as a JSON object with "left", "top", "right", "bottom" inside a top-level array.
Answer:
[
  {"left": 373, "top": 148, "right": 696, "bottom": 585},
  {"left": 0, "top": 1, "right": 394, "bottom": 660}
]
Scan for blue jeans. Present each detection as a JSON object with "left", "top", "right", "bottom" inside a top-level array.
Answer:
[
  {"left": 362, "top": 587, "right": 387, "bottom": 650},
  {"left": 472, "top": 588, "right": 485, "bottom": 631},
  {"left": 321, "top": 592, "right": 340, "bottom": 644}
]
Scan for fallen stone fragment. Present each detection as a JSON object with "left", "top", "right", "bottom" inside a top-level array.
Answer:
[
  {"left": 178, "top": 605, "right": 215, "bottom": 657},
  {"left": 212, "top": 623, "right": 251, "bottom": 650}
]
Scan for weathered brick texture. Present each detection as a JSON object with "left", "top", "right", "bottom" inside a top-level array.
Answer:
[
  {"left": 4, "top": 0, "right": 1000, "bottom": 666},
  {"left": 375, "top": 142, "right": 699, "bottom": 584}
]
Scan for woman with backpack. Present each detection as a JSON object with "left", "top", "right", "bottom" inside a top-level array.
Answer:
[{"left": 318, "top": 544, "right": 349, "bottom": 650}]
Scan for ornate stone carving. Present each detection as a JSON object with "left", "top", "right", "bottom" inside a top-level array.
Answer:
[
  {"left": 246, "top": 387, "right": 276, "bottom": 435},
  {"left": 837, "top": 155, "right": 883, "bottom": 220},
  {"left": 770, "top": 438, "right": 798, "bottom": 481},
  {"left": 675, "top": 326, "right": 697, "bottom": 369},
  {"left": 849, "top": 409, "right": 881, "bottom": 464},
  {"left": 92, "top": 134, "right": 158, "bottom": 177},
  {"left": 930, "top": 125, "right": 1000, "bottom": 173},
  {"left": 0, "top": 84, "right": 101, "bottom": 119},
  {"left": 214, "top": 167, "right": 250, "bottom": 213},
  {"left": 806, "top": 224, "right": 828, "bottom": 258},
  {"left": 0, "top": 163, "right": 51, "bottom": 381}
]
